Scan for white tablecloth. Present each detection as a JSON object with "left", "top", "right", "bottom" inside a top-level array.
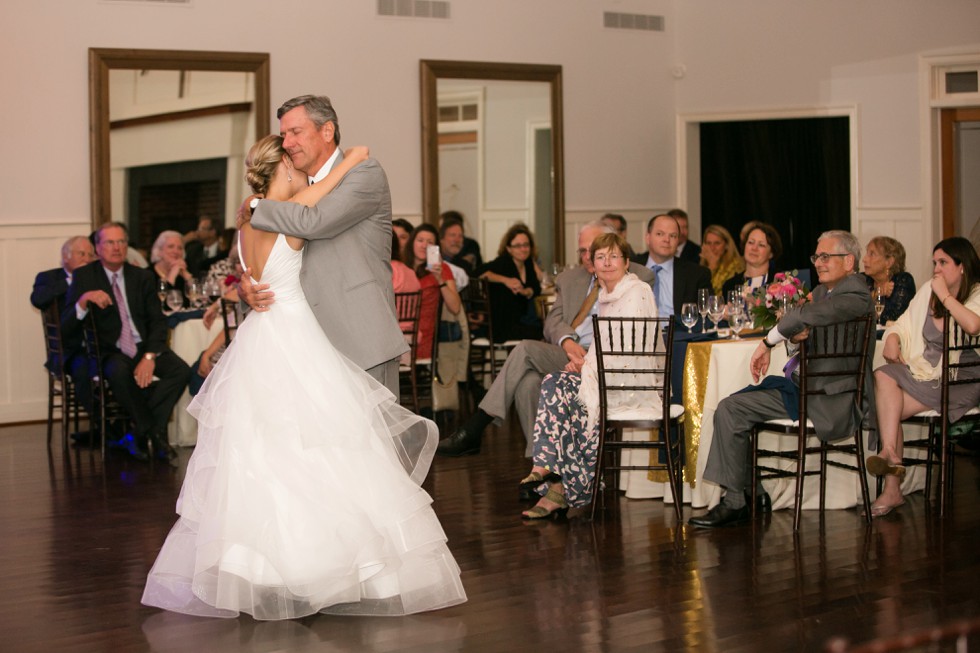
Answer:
[
  {"left": 621, "top": 336, "right": 927, "bottom": 509},
  {"left": 167, "top": 317, "right": 223, "bottom": 447}
]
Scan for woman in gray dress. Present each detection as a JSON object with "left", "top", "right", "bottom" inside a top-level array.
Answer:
[{"left": 868, "top": 237, "right": 980, "bottom": 517}]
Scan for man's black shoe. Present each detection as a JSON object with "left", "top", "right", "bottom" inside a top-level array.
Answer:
[
  {"left": 150, "top": 434, "right": 179, "bottom": 468},
  {"left": 689, "top": 503, "right": 750, "bottom": 528},
  {"left": 119, "top": 434, "right": 150, "bottom": 462},
  {"left": 747, "top": 490, "right": 772, "bottom": 514},
  {"left": 436, "top": 428, "right": 481, "bottom": 457}
]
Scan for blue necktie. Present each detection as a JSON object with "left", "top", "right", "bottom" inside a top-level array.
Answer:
[{"left": 652, "top": 264, "right": 662, "bottom": 307}]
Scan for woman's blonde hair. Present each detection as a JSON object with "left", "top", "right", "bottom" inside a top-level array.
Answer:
[
  {"left": 150, "top": 230, "right": 184, "bottom": 264},
  {"left": 700, "top": 224, "right": 743, "bottom": 270},
  {"left": 245, "top": 135, "right": 286, "bottom": 196}
]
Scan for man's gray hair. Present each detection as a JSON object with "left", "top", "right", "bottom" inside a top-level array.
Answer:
[
  {"left": 580, "top": 220, "right": 615, "bottom": 236},
  {"left": 277, "top": 95, "right": 341, "bottom": 146},
  {"left": 61, "top": 236, "right": 89, "bottom": 262},
  {"left": 819, "top": 229, "right": 862, "bottom": 270}
]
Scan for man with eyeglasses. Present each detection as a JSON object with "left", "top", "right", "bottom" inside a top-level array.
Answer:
[
  {"left": 436, "top": 221, "right": 655, "bottom": 459},
  {"left": 62, "top": 222, "right": 189, "bottom": 464},
  {"left": 631, "top": 214, "right": 711, "bottom": 316},
  {"left": 689, "top": 230, "right": 876, "bottom": 528}
]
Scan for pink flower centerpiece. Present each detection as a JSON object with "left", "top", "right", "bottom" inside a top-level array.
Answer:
[{"left": 748, "top": 271, "right": 809, "bottom": 329}]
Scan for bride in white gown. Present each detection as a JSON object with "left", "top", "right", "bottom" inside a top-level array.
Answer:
[{"left": 141, "top": 136, "right": 466, "bottom": 620}]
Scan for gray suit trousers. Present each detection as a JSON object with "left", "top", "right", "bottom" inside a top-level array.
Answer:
[
  {"left": 367, "top": 358, "right": 400, "bottom": 402},
  {"left": 702, "top": 388, "right": 787, "bottom": 493},
  {"left": 478, "top": 340, "right": 570, "bottom": 456}
]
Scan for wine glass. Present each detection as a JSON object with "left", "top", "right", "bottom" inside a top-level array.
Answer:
[
  {"left": 165, "top": 289, "right": 184, "bottom": 313},
  {"left": 727, "top": 289, "right": 746, "bottom": 314},
  {"left": 697, "top": 288, "right": 710, "bottom": 328},
  {"left": 707, "top": 295, "right": 724, "bottom": 333},
  {"left": 874, "top": 287, "right": 885, "bottom": 323},
  {"left": 156, "top": 279, "right": 168, "bottom": 310},
  {"left": 203, "top": 277, "right": 222, "bottom": 303},
  {"left": 681, "top": 303, "right": 698, "bottom": 333},
  {"left": 729, "top": 308, "right": 747, "bottom": 340},
  {"left": 186, "top": 280, "right": 203, "bottom": 308}
]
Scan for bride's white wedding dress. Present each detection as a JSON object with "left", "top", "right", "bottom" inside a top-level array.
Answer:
[{"left": 141, "top": 234, "right": 466, "bottom": 619}]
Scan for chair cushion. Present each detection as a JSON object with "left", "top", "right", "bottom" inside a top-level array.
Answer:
[
  {"left": 609, "top": 404, "right": 684, "bottom": 421},
  {"left": 761, "top": 418, "right": 816, "bottom": 429},
  {"left": 910, "top": 406, "right": 980, "bottom": 419}
]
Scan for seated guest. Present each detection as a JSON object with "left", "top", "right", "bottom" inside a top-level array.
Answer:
[
  {"left": 441, "top": 210, "right": 482, "bottom": 271},
  {"left": 477, "top": 223, "right": 544, "bottom": 342},
  {"left": 867, "top": 237, "right": 980, "bottom": 517},
  {"left": 31, "top": 236, "right": 96, "bottom": 392},
  {"left": 439, "top": 215, "right": 474, "bottom": 276},
  {"left": 151, "top": 230, "right": 194, "bottom": 307},
  {"left": 391, "top": 231, "right": 421, "bottom": 295},
  {"left": 700, "top": 225, "right": 745, "bottom": 295},
  {"left": 437, "top": 222, "right": 655, "bottom": 457},
  {"left": 669, "top": 208, "right": 701, "bottom": 263},
  {"left": 631, "top": 214, "right": 712, "bottom": 316},
  {"left": 62, "top": 222, "right": 190, "bottom": 463},
  {"left": 392, "top": 218, "right": 414, "bottom": 255},
  {"left": 600, "top": 213, "right": 634, "bottom": 258},
  {"left": 403, "top": 223, "right": 462, "bottom": 361},
  {"left": 519, "top": 233, "right": 658, "bottom": 519},
  {"left": 203, "top": 231, "right": 241, "bottom": 295},
  {"left": 183, "top": 216, "right": 227, "bottom": 275},
  {"left": 738, "top": 220, "right": 765, "bottom": 255},
  {"left": 862, "top": 236, "right": 916, "bottom": 325},
  {"left": 689, "top": 230, "right": 875, "bottom": 528},
  {"left": 722, "top": 223, "right": 783, "bottom": 296}
]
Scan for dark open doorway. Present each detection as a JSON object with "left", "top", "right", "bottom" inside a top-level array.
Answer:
[{"left": 699, "top": 116, "right": 850, "bottom": 276}]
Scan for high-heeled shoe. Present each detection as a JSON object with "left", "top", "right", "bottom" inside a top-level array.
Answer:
[
  {"left": 521, "top": 489, "right": 569, "bottom": 520},
  {"left": 519, "top": 470, "right": 560, "bottom": 492},
  {"left": 866, "top": 455, "right": 906, "bottom": 479}
]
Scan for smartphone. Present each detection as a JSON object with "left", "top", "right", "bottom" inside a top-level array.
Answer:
[{"left": 426, "top": 244, "right": 441, "bottom": 270}]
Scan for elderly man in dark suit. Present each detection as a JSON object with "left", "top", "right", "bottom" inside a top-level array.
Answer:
[
  {"left": 437, "top": 221, "right": 656, "bottom": 457},
  {"left": 62, "top": 222, "right": 189, "bottom": 462},
  {"left": 689, "top": 230, "right": 875, "bottom": 527},
  {"left": 31, "top": 236, "right": 96, "bottom": 368},
  {"left": 631, "top": 214, "right": 712, "bottom": 316}
]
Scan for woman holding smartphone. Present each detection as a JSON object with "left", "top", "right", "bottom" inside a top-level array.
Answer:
[
  {"left": 477, "top": 223, "right": 544, "bottom": 342},
  {"left": 403, "top": 223, "right": 462, "bottom": 361}
]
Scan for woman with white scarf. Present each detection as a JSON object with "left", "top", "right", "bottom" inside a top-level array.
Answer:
[
  {"left": 520, "top": 233, "right": 659, "bottom": 520},
  {"left": 868, "top": 237, "right": 980, "bottom": 518}
]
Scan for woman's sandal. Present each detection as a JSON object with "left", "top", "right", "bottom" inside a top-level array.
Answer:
[
  {"left": 864, "top": 499, "right": 906, "bottom": 519},
  {"left": 521, "top": 488, "right": 569, "bottom": 520},
  {"left": 519, "top": 470, "right": 561, "bottom": 492},
  {"left": 866, "top": 455, "right": 907, "bottom": 479}
]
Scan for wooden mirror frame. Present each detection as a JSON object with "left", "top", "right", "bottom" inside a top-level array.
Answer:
[
  {"left": 420, "top": 60, "right": 565, "bottom": 263},
  {"left": 88, "top": 48, "right": 270, "bottom": 227}
]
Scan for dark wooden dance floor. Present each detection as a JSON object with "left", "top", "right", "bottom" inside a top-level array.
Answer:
[{"left": 1, "top": 418, "right": 979, "bottom": 653}]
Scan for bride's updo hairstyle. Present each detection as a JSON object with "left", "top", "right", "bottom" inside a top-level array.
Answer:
[{"left": 245, "top": 135, "right": 286, "bottom": 195}]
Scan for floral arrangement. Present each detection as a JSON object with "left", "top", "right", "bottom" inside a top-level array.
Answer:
[{"left": 748, "top": 271, "right": 809, "bottom": 329}]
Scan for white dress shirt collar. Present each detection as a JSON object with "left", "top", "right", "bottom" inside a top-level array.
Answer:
[{"left": 309, "top": 148, "right": 342, "bottom": 184}]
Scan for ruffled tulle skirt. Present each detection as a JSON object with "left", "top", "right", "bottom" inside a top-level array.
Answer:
[{"left": 141, "top": 300, "right": 466, "bottom": 619}]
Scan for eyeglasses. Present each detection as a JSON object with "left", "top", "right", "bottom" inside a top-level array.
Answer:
[
  {"left": 593, "top": 254, "right": 625, "bottom": 264},
  {"left": 809, "top": 253, "right": 848, "bottom": 264},
  {"left": 100, "top": 239, "right": 128, "bottom": 247},
  {"left": 508, "top": 242, "right": 531, "bottom": 249}
]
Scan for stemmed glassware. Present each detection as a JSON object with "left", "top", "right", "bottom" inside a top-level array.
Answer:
[
  {"left": 165, "top": 289, "right": 184, "bottom": 314},
  {"left": 681, "top": 303, "right": 698, "bottom": 333},
  {"left": 874, "top": 287, "right": 885, "bottom": 323},
  {"left": 156, "top": 279, "right": 168, "bottom": 311},
  {"left": 697, "top": 288, "right": 710, "bottom": 330},
  {"left": 186, "top": 279, "right": 204, "bottom": 309},
  {"left": 203, "top": 277, "right": 222, "bottom": 304},
  {"left": 729, "top": 308, "right": 747, "bottom": 340},
  {"left": 707, "top": 295, "right": 724, "bottom": 332}
]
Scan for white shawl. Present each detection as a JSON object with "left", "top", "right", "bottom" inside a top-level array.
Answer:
[{"left": 578, "top": 272, "right": 660, "bottom": 434}]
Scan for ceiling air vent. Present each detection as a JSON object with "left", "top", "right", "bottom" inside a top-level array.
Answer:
[
  {"left": 604, "top": 11, "right": 664, "bottom": 32},
  {"left": 378, "top": 0, "right": 450, "bottom": 19},
  {"left": 101, "top": 0, "right": 192, "bottom": 4}
]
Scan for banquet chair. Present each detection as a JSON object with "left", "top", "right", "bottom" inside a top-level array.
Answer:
[
  {"left": 81, "top": 313, "right": 132, "bottom": 459},
  {"left": 899, "top": 316, "right": 980, "bottom": 517},
  {"left": 395, "top": 291, "right": 423, "bottom": 412},
  {"left": 399, "top": 292, "right": 442, "bottom": 414},
  {"left": 40, "top": 303, "right": 80, "bottom": 448},
  {"left": 750, "top": 315, "right": 875, "bottom": 530},
  {"left": 219, "top": 299, "right": 243, "bottom": 344},
  {"left": 589, "top": 316, "right": 685, "bottom": 521},
  {"left": 465, "top": 278, "right": 520, "bottom": 387},
  {"left": 534, "top": 293, "right": 556, "bottom": 322}
]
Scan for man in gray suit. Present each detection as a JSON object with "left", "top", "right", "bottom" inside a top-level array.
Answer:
[
  {"left": 436, "top": 221, "right": 655, "bottom": 457},
  {"left": 240, "top": 95, "right": 405, "bottom": 396},
  {"left": 689, "top": 230, "right": 875, "bottom": 528}
]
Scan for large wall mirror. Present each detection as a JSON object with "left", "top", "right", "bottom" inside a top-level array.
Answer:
[
  {"left": 420, "top": 60, "right": 565, "bottom": 266},
  {"left": 89, "top": 48, "right": 269, "bottom": 247}
]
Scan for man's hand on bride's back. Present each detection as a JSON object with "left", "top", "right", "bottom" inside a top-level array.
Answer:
[
  {"left": 344, "top": 146, "right": 370, "bottom": 165},
  {"left": 238, "top": 268, "right": 275, "bottom": 312}
]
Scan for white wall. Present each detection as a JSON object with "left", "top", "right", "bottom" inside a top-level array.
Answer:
[{"left": 2, "top": 0, "right": 979, "bottom": 422}]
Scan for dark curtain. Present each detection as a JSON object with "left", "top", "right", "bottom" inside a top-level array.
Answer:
[{"left": 699, "top": 117, "right": 850, "bottom": 281}]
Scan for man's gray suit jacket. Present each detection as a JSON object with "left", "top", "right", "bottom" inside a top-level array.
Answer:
[
  {"left": 251, "top": 153, "right": 407, "bottom": 371},
  {"left": 776, "top": 272, "right": 876, "bottom": 442}
]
